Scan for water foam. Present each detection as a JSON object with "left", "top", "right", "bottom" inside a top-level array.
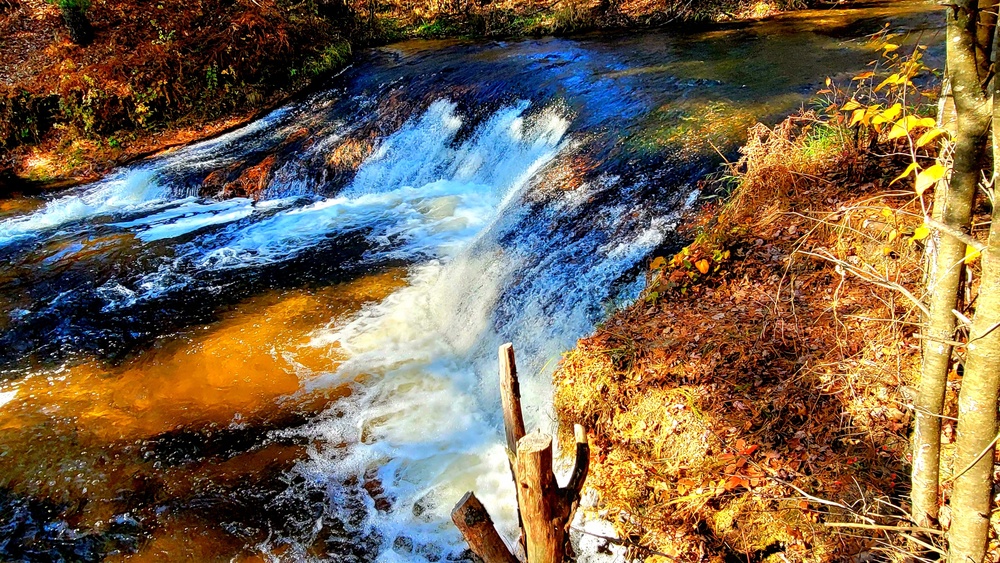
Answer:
[
  {"left": 257, "top": 106, "right": 676, "bottom": 561},
  {"left": 106, "top": 101, "right": 569, "bottom": 311},
  {"left": 0, "top": 106, "right": 295, "bottom": 248},
  {"left": 112, "top": 198, "right": 255, "bottom": 242},
  {"left": 0, "top": 168, "right": 168, "bottom": 246}
]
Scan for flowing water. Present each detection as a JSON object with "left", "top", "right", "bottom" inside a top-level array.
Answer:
[{"left": 0, "top": 4, "right": 942, "bottom": 561}]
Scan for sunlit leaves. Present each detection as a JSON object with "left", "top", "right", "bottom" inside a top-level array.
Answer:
[
  {"left": 911, "top": 225, "right": 931, "bottom": 242},
  {"left": 841, "top": 99, "right": 862, "bottom": 112},
  {"left": 887, "top": 115, "right": 935, "bottom": 140},
  {"left": 916, "top": 127, "right": 948, "bottom": 147},
  {"left": 890, "top": 162, "right": 919, "bottom": 186},
  {"left": 875, "top": 73, "right": 910, "bottom": 92},
  {"left": 915, "top": 164, "right": 946, "bottom": 195},
  {"left": 965, "top": 245, "right": 981, "bottom": 264}
]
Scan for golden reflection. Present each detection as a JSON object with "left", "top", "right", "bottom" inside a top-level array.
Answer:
[
  {"left": 0, "top": 268, "right": 406, "bottom": 442},
  {"left": 0, "top": 197, "right": 45, "bottom": 219},
  {"left": 0, "top": 268, "right": 407, "bottom": 540}
]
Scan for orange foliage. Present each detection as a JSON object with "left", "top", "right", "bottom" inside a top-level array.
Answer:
[{"left": 556, "top": 115, "right": 928, "bottom": 562}]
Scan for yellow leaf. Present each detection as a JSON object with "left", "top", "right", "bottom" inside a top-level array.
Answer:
[
  {"left": 883, "top": 43, "right": 900, "bottom": 52},
  {"left": 965, "top": 245, "right": 982, "bottom": 264},
  {"left": 875, "top": 74, "right": 900, "bottom": 92},
  {"left": 888, "top": 229, "right": 899, "bottom": 242},
  {"left": 849, "top": 108, "right": 866, "bottom": 127},
  {"left": 842, "top": 99, "right": 862, "bottom": 111},
  {"left": 881, "top": 206, "right": 894, "bottom": 219},
  {"left": 915, "top": 164, "right": 947, "bottom": 195},
  {"left": 852, "top": 71, "right": 875, "bottom": 81},
  {"left": 886, "top": 122, "right": 908, "bottom": 140},
  {"left": 695, "top": 259, "right": 710, "bottom": 275},
  {"left": 916, "top": 127, "right": 948, "bottom": 147},
  {"left": 887, "top": 115, "right": 926, "bottom": 140},
  {"left": 912, "top": 225, "right": 931, "bottom": 241},
  {"left": 881, "top": 103, "right": 903, "bottom": 122},
  {"left": 825, "top": 77, "right": 832, "bottom": 87},
  {"left": 917, "top": 117, "right": 936, "bottom": 128},
  {"left": 890, "top": 162, "right": 919, "bottom": 186},
  {"left": 650, "top": 256, "right": 667, "bottom": 270}
]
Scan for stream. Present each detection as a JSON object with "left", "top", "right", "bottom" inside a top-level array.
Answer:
[{"left": 0, "top": 3, "right": 942, "bottom": 561}]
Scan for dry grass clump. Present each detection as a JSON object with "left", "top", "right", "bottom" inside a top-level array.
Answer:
[{"left": 554, "top": 113, "right": 932, "bottom": 562}]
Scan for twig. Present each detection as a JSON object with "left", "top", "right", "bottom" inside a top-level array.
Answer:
[
  {"left": 824, "top": 522, "right": 944, "bottom": 535},
  {"left": 799, "top": 250, "right": 930, "bottom": 317},
  {"left": 569, "top": 526, "right": 679, "bottom": 561},
  {"left": 944, "top": 429, "right": 1000, "bottom": 483},
  {"left": 952, "top": 308, "right": 973, "bottom": 327},
  {"left": 912, "top": 334, "right": 966, "bottom": 347},
  {"left": 771, "top": 477, "right": 876, "bottom": 524},
  {"left": 925, "top": 217, "right": 985, "bottom": 252}
]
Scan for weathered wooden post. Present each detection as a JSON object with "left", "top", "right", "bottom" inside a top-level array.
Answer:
[
  {"left": 451, "top": 492, "right": 520, "bottom": 563},
  {"left": 452, "top": 343, "right": 590, "bottom": 563}
]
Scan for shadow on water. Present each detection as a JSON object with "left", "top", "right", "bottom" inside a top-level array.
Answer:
[{"left": 0, "top": 2, "right": 943, "bottom": 561}]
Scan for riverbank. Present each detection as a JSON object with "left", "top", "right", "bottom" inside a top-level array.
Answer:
[
  {"left": 554, "top": 105, "right": 942, "bottom": 560},
  {"left": 0, "top": 0, "right": 848, "bottom": 192}
]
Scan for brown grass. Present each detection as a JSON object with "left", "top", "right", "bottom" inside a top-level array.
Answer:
[{"left": 555, "top": 113, "right": 936, "bottom": 562}]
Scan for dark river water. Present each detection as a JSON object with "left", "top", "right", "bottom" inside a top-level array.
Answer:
[{"left": 0, "top": 3, "right": 941, "bottom": 561}]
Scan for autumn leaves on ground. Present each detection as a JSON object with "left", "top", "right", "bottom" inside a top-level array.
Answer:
[{"left": 554, "top": 48, "right": 981, "bottom": 561}]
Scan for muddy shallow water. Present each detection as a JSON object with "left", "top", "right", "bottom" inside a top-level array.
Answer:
[{"left": 0, "top": 3, "right": 942, "bottom": 561}]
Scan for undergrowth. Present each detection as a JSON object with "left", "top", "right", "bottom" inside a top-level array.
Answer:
[{"left": 554, "top": 39, "right": 958, "bottom": 563}]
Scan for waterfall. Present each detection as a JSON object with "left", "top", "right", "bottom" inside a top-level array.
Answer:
[{"left": 0, "top": 8, "right": 937, "bottom": 558}]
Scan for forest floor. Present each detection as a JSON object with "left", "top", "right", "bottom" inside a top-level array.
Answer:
[
  {"left": 0, "top": 0, "right": 352, "bottom": 192},
  {"left": 553, "top": 108, "right": 996, "bottom": 561}
]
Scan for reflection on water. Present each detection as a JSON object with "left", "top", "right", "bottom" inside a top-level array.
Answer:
[
  {"left": 0, "top": 271, "right": 405, "bottom": 557},
  {"left": 0, "top": 2, "right": 942, "bottom": 561}
]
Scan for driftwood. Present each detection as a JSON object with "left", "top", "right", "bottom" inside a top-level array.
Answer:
[
  {"left": 452, "top": 492, "right": 520, "bottom": 563},
  {"left": 452, "top": 344, "right": 590, "bottom": 563}
]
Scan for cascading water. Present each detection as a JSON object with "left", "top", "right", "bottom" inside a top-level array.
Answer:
[{"left": 0, "top": 4, "right": 942, "bottom": 562}]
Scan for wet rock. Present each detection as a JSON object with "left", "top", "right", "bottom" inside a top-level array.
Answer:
[
  {"left": 224, "top": 154, "right": 278, "bottom": 200},
  {"left": 0, "top": 488, "right": 143, "bottom": 562}
]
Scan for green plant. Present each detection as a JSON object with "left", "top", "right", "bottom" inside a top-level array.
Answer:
[
  {"left": 50, "top": 0, "right": 92, "bottom": 44},
  {"left": 299, "top": 40, "right": 351, "bottom": 77},
  {"left": 205, "top": 65, "right": 219, "bottom": 91}
]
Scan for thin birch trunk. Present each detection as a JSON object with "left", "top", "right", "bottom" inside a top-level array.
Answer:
[
  {"left": 945, "top": 9, "right": 1000, "bottom": 560},
  {"left": 912, "top": 0, "right": 992, "bottom": 530}
]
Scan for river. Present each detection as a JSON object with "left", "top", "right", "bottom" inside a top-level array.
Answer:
[{"left": 0, "top": 3, "right": 941, "bottom": 561}]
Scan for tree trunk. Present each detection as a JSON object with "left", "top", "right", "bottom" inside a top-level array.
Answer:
[
  {"left": 516, "top": 432, "right": 565, "bottom": 563},
  {"left": 947, "top": 199, "right": 1000, "bottom": 563},
  {"left": 946, "top": 14, "right": 1000, "bottom": 561},
  {"left": 912, "top": 0, "right": 992, "bottom": 530},
  {"left": 61, "top": 5, "right": 92, "bottom": 46}
]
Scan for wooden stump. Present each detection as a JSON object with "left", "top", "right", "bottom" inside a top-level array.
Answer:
[
  {"left": 499, "top": 343, "right": 527, "bottom": 456},
  {"left": 517, "top": 432, "right": 563, "bottom": 562},
  {"left": 452, "top": 343, "right": 590, "bottom": 563},
  {"left": 451, "top": 492, "right": 519, "bottom": 563}
]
